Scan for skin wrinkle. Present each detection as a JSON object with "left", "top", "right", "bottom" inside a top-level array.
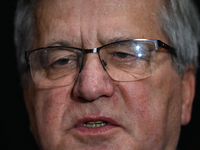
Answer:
[
  {"left": 74, "top": 53, "right": 115, "bottom": 100},
  {"left": 23, "top": 0, "right": 195, "bottom": 149},
  {"left": 119, "top": 51, "right": 180, "bottom": 148},
  {"left": 34, "top": 0, "right": 165, "bottom": 49}
]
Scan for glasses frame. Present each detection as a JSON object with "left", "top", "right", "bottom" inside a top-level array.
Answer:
[
  {"left": 25, "top": 39, "right": 176, "bottom": 86},
  {"left": 25, "top": 38, "right": 176, "bottom": 66}
]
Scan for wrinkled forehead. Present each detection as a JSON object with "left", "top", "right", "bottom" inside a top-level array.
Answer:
[
  {"left": 35, "top": 0, "right": 162, "bottom": 18},
  {"left": 33, "top": 0, "right": 165, "bottom": 48}
]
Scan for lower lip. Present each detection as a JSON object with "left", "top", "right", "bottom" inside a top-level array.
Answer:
[{"left": 74, "top": 124, "right": 119, "bottom": 134}]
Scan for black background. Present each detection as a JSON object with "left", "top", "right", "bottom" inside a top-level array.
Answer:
[{"left": 1, "top": 1, "right": 200, "bottom": 149}]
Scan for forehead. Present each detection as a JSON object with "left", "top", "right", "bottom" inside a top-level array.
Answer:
[
  {"left": 34, "top": 0, "right": 165, "bottom": 47},
  {"left": 36, "top": 0, "right": 160, "bottom": 15}
]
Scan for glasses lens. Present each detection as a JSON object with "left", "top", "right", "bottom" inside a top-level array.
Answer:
[
  {"left": 29, "top": 47, "right": 83, "bottom": 87},
  {"left": 99, "top": 40, "right": 156, "bottom": 81}
]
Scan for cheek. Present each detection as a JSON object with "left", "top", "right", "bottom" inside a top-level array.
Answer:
[
  {"left": 28, "top": 85, "right": 74, "bottom": 143},
  {"left": 121, "top": 84, "right": 163, "bottom": 148},
  {"left": 118, "top": 74, "right": 182, "bottom": 147},
  {"left": 39, "top": 87, "right": 72, "bottom": 124},
  {"left": 119, "top": 82, "right": 154, "bottom": 119}
]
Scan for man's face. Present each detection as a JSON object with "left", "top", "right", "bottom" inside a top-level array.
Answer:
[{"left": 24, "top": 0, "right": 194, "bottom": 149}]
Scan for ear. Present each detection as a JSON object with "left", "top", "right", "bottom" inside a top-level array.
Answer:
[{"left": 181, "top": 66, "right": 195, "bottom": 125}]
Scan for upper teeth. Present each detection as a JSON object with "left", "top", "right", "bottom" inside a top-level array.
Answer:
[{"left": 83, "top": 121, "right": 107, "bottom": 128}]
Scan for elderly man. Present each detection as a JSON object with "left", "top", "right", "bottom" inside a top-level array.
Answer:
[{"left": 14, "top": 0, "right": 200, "bottom": 149}]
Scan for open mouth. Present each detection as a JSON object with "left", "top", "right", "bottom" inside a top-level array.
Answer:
[
  {"left": 83, "top": 121, "right": 107, "bottom": 128},
  {"left": 73, "top": 117, "right": 121, "bottom": 134}
]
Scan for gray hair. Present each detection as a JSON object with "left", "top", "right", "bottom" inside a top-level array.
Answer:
[
  {"left": 14, "top": 0, "right": 200, "bottom": 87},
  {"left": 14, "top": 0, "right": 35, "bottom": 86},
  {"left": 160, "top": 0, "right": 200, "bottom": 76}
]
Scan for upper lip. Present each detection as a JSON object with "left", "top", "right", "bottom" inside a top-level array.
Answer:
[{"left": 74, "top": 116, "right": 120, "bottom": 128}]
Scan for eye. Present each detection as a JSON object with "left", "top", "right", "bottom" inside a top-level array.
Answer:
[
  {"left": 113, "top": 52, "right": 133, "bottom": 58},
  {"left": 54, "top": 58, "right": 72, "bottom": 66},
  {"left": 49, "top": 56, "right": 77, "bottom": 69}
]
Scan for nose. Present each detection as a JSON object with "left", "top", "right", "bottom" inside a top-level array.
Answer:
[{"left": 73, "top": 53, "right": 115, "bottom": 101}]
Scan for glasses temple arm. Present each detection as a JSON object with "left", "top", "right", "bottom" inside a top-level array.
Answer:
[{"left": 158, "top": 40, "right": 177, "bottom": 57}]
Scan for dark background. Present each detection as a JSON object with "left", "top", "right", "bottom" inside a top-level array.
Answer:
[{"left": 1, "top": 1, "right": 200, "bottom": 150}]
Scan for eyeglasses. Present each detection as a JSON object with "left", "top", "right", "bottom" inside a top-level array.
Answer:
[{"left": 25, "top": 39, "right": 176, "bottom": 87}]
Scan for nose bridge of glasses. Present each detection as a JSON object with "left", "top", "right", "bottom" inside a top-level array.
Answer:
[
  {"left": 80, "top": 47, "right": 107, "bottom": 73},
  {"left": 84, "top": 48, "right": 98, "bottom": 53}
]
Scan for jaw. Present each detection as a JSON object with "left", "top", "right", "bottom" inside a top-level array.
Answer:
[
  {"left": 25, "top": 73, "right": 182, "bottom": 150},
  {"left": 25, "top": 0, "right": 187, "bottom": 149}
]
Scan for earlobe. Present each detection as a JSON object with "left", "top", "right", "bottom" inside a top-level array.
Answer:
[{"left": 181, "top": 66, "right": 195, "bottom": 125}]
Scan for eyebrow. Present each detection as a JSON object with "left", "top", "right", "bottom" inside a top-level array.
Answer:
[
  {"left": 44, "top": 36, "right": 134, "bottom": 48},
  {"left": 103, "top": 36, "right": 135, "bottom": 45},
  {"left": 45, "top": 40, "right": 71, "bottom": 47}
]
